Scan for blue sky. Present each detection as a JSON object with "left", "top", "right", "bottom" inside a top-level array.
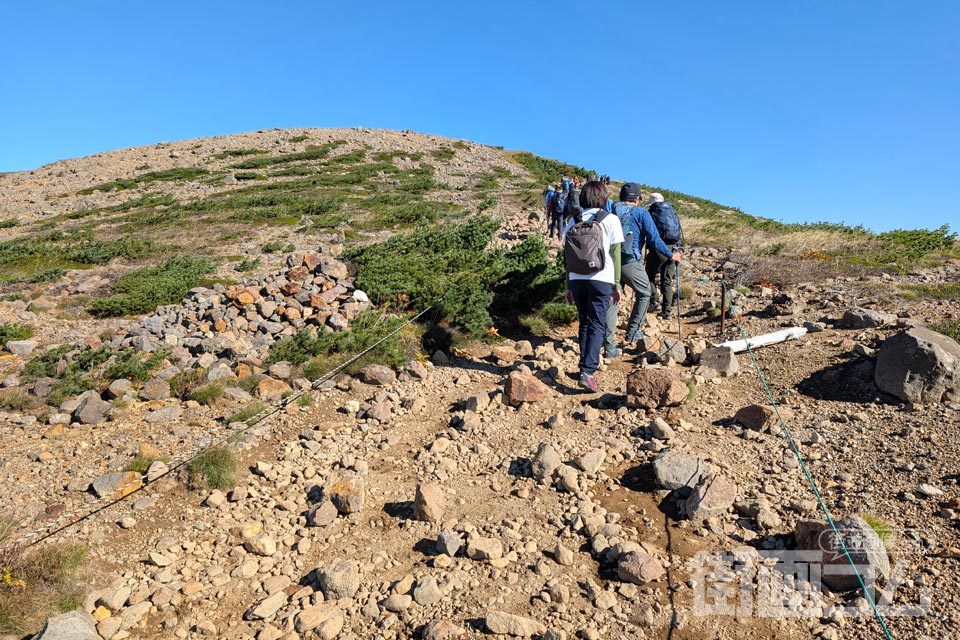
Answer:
[{"left": 1, "top": 1, "right": 957, "bottom": 232}]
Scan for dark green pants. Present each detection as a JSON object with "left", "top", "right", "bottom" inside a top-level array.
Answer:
[{"left": 645, "top": 246, "right": 677, "bottom": 312}]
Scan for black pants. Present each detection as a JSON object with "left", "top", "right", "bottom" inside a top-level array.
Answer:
[
  {"left": 569, "top": 279, "right": 612, "bottom": 376},
  {"left": 645, "top": 246, "right": 678, "bottom": 312}
]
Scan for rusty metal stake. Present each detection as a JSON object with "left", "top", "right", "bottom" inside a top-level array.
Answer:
[{"left": 720, "top": 284, "right": 727, "bottom": 338}]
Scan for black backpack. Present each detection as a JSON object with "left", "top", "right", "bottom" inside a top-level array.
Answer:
[
  {"left": 563, "top": 189, "right": 583, "bottom": 220},
  {"left": 564, "top": 210, "right": 609, "bottom": 275},
  {"left": 648, "top": 201, "right": 682, "bottom": 244}
]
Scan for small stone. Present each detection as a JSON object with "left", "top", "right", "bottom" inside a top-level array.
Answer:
[
  {"left": 244, "top": 534, "right": 277, "bottom": 556},
  {"left": 246, "top": 591, "right": 287, "bottom": 620},
  {"left": 485, "top": 610, "right": 546, "bottom": 637},
  {"left": 307, "top": 499, "right": 339, "bottom": 527},
  {"left": 917, "top": 483, "right": 944, "bottom": 498},
  {"left": 577, "top": 448, "right": 605, "bottom": 475},
  {"left": 504, "top": 371, "right": 549, "bottom": 405},
  {"left": 383, "top": 593, "right": 412, "bottom": 612},
  {"left": 413, "top": 575, "right": 443, "bottom": 606},
  {"left": 294, "top": 604, "right": 344, "bottom": 637},
  {"left": 466, "top": 537, "right": 503, "bottom": 561},
  {"left": 358, "top": 364, "right": 396, "bottom": 386},
  {"left": 436, "top": 529, "right": 461, "bottom": 557},
  {"left": 617, "top": 551, "right": 666, "bottom": 584},
  {"left": 553, "top": 543, "right": 575, "bottom": 566},
  {"left": 422, "top": 619, "right": 463, "bottom": 640},
  {"left": 532, "top": 443, "right": 561, "bottom": 481},
  {"left": 328, "top": 476, "right": 364, "bottom": 513}
]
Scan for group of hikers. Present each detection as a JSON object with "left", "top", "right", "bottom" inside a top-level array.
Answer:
[{"left": 542, "top": 178, "right": 684, "bottom": 392}]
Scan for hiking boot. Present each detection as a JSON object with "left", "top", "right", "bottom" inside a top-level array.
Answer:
[
  {"left": 649, "top": 301, "right": 661, "bottom": 312},
  {"left": 624, "top": 331, "right": 638, "bottom": 344},
  {"left": 659, "top": 309, "right": 673, "bottom": 319},
  {"left": 578, "top": 373, "right": 599, "bottom": 392},
  {"left": 604, "top": 347, "right": 620, "bottom": 359}
]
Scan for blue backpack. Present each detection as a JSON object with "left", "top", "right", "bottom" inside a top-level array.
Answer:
[
  {"left": 648, "top": 201, "right": 682, "bottom": 244},
  {"left": 550, "top": 192, "right": 567, "bottom": 216},
  {"left": 613, "top": 203, "right": 637, "bottom": 258}
]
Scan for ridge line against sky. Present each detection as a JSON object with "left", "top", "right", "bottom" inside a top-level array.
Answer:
[{"left": 1, "top": 0, "right": 957, "bottom": 233}]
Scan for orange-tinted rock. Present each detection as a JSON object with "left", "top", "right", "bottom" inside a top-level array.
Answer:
[
  {"left": 504, "top": 371, "right": 549, "bottom": 405},
  {"left": 256, "top": 377, "right": 292, "bottom": 402}
]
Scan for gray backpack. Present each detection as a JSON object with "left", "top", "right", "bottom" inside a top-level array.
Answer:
[{"left": 563, "top": 210, "right": 609, "bottom": 275}]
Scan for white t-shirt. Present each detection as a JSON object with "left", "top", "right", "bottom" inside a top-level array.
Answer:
[{"left": 567, "top": 208, "right": 624, "bottom": 285}]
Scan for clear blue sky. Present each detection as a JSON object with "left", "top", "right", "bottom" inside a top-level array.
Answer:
[{"left": 2, "top": 1, "right": 957, "bottom": 232}]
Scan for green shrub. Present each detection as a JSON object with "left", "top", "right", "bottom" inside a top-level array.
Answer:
[
  {"left": 679, "top": 284, "right": 695, "bottom": 300},
  {"left": 540, "top": 302, "right": 578, "bottom": 326},
  {"left": 903, "top": 281, "right": 960, "bottom": 301},
  {"left": 213, "top": 148, "right": 267, "bottom": 159},
  {"left": 268, "top": 311, "right": 415, "bottom": 370},
  {"left": 0, "top": 218, "right": 18, "bottom": 229},
  {"left": 80, "top": 167, "right": 208, "bottom": 194},
  {"left": 431, "top": 147, "right": 456, "bottom": 161},
  {"left": 190, "top": 383, "right": 224, "bottom": 406},
  {"left": 234, "top": 257, "right": 261, "bottom": 272},
  {"left": 22, "top": 345, "right": 75, "bottom": 381},
  {"left": 88, "top": 255, "right": 215, "bottom": 317},
  {"left": 188, "top": 447, "right": 238, "bottom": 489},
  {"left": 0, "top": 323, "right": 33, "bottom": 343},
  {"left": 518, "top": 315, "right": 550, "bottom": 336},
  {"left": 102, "top": 349, "right": 166, "bottom": 383},
  {"left": 28, "top": 268, "right": 66, "bottom": 283},
  {"left": 509, "top": 151, "right": 594, "bottom": 186},
  {"left": 229, "top": 141, "right": 344, "bottom": 169},
  {"left": 169, "top": 368, "right": 209, "bottom": 399},
  {"left": 261, "top": 241, "right": 285, "bottom": 253},
  {"left": 349, "top": 216, "right": 565, "bottom": 334}
]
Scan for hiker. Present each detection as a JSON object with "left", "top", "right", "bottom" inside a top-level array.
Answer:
[
  {"left": 543, "top": 185, "right": 555, "bottom": 211},
  {"left": 547, "top": 187, "right": 567, "bottom": 240},
  {"left": 564, "top": 180, "right": 624, "bottom": 392},
  {"left": 605, "top": 183, "right": 682, "bottom": 355},
  {"left": 644, "top": 193, "right": 684, "bottom": 318},
  {"left": 562, "top": 181, "right": 582, "bottom": 233}
]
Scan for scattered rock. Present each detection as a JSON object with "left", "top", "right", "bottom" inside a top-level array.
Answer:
[
  {"left": 875, "top": 326, "right": 960, "bottom": 404},
  {"left": 485, "top": 611, "right": 546, "bottom": 637},
  {"left": 414, "top": 482, "right": 446, "bottom": 523},
  {"left": 652, "top": 450, "right": 704, "bottom": 492},
  {"left": 686, "top": 474, "right": 737, "bottom": 521},
  {"left": 617, "top": 551, "right": 666, "bottom": 584},
  {"left": 504, "top": 371, "right": 549, "bottom": 405},
  {"left": 843, "top": 307, "right": 896, "bottom": 329},
  {"left": 328, "top": 476, "right": 364, "bottom": 513},
  {"left": 794, "top": 515, "right": 890, "bottom": 592},
  {"left": 626, "top": 369, "right": 689, "bottom": 409},
  {"left": 318, "top": 560, "right": 360, "bottom": 599}
]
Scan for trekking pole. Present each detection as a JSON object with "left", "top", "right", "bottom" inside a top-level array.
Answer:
[{"left": 675, "top": 261, "right": 682, "bottom": 342}]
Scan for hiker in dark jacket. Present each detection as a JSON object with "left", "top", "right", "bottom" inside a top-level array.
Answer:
[
  {"left": 604, "top": 183, "right": 682, "bottom": 355},
  {"left": 644, "top": 193, "right": 683, "bottom": 317}
]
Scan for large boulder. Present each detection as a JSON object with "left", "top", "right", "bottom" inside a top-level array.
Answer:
[
  {"left": 794, "top": 515, "right": 890, "bottom": 592},
  {"left": 875, "top": 327, "right": 960, "bottom": 404},
  {"left": 843, "top": 307, "right": 896, "bottom": 329},
  {"left": 31, "top": 610, "right": 97, "bottom": 640},
  {"left": 652, "top": 450, "right": 704, "bottom": 492},
  {"left": 626, "top": 369, "right": 689, "bottom": 409}
]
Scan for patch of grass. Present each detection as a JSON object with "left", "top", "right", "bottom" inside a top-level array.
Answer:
[
  {"left": 288, "top": 135, "right": 309, "bottom": 143},
  {"left": 213, "top": 148, "right": 267, "bottom": 159},
  {"left": 371, "top": 150, "right": 423, "bottom": 162},
  {"left": 88, "top": 255, "right": 215, "bottom": 317},
  {"left": 679, "top": 284, "right": 695, "bottom": 300},
  {"left": 0, "top": 521, "right": 86, "bottom": 636},
  {"left": 933, "top": 320, "right": 960, "bottom": 342},
  {"left": 860, "top": 513, "right": 895, "bottom": 549},
  {"left": 901, "top": 281, "right": 960, "bottom": 301},
  {"left": 685, "top": 378, "right": 698, "bottom": 401},
  {"left": 261, "top": 241, "right": 285, "bottom": 253},
  {"left": 102, "top": 349, "right": 167, "bottom": 383},
  {"left": 0, "top": 218, "right": 18, "bottom": 229},
  {"left": 123, "top": 456, "right": 162, "bottom": 473},
  {"left": 0, "top": 389, "right": 36, "bottom": 411},
  {"left": 169, "top": 368, "right": 209, "bottom": 400},
  {"left": 477, "top": 193, "right": 498, "bottom": 212},
  {"left": 0, "top": 323, "right": 33, "bottom": 343},
  {"left": 227, "top": 401, "right": 266, "bottom": 425},
  {"left": 229, "top": 141, "right": 344, "bottom": 170},
  {"left": 79, "top": 167, "right": 208, "bottom": 194},
  {"left": 27, "top": 268, "right": 66, "bottom": 283},
  {"left": 452, "top": 140, "right": 468, "bottom": 150},
  {"left": 190, "top": 383, "right": 225, "bottom": 406},
  {"left": 297, "top": 392, "right": 314, "bottom": 408},
  {"left": 473, "top": 172, "right": 499, "bottom": 191},
  {"left": 188, "top": 447, "right": 238, "bottom": 490},
  {"left": 22, "top": 345, "right": 75, "bottom": 381}
]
